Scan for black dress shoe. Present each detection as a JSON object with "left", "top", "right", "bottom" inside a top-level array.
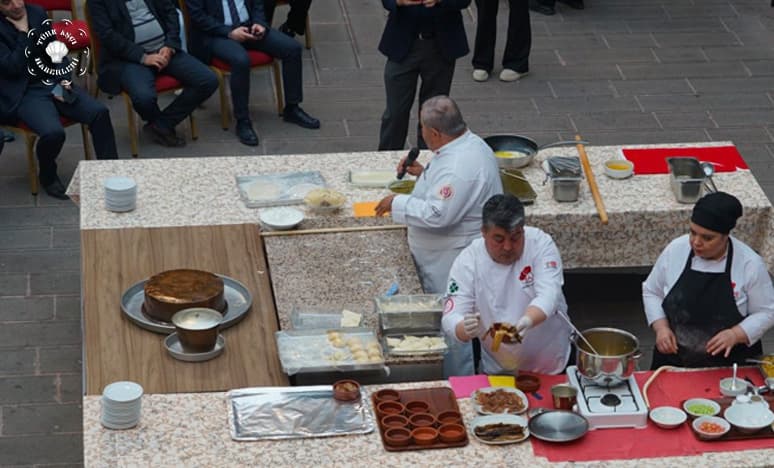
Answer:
[
  {"left": 42, "top": 177, "right": 68, "bottom": 200},
  {"left": 1, "top": 129, "right": 14, "bottom": 142},
  {"left": 143, "top": 122, "right": 186, "bottom": 147},
  {"left": 236, "top": 119, "right": 259, "bottom": 146},
  {"left": 529, "top": 0, "right": 556, "bottom": 15},
  {"left": 283, "top": 105, "right": 320, "bottom": 129},
  {"left": 558, "top": 0, "right": 584, "bottom": 8},
  {"left": 279, "top": 22, "right": 296, "bottom": 38}
]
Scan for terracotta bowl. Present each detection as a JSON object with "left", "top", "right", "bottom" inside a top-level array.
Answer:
[
  {"left": 516, "top": 374, "right": 541, "bottom": 393},
  {"left": 436, "top": 410, "right": 462, "bottom": 425},
  {"left": 384, "top": 427, "right": 411, "bottom": 447},
  {"left": 381, "top": 414, "right": 409, "bottom": 429},
  {"left": 404, "top": 400, "right": 430, "bottom": 416},
  {"left": 409, "top": 412, "right": 436, "bottom": 429},
  {"left": 376, "top": 400, "right": 405, "bottom": 417},
  {"left": 374, "top": 389, "right": 401, "bottom": 403},
  {"left": 438, "top": 423, "right": 466, "bottom": 443},
  {"left": 332, "top": 379, "right": 360, "bottom": 402},
  {"left": 411, "top": 426, "right": 439, "bottom": 446}
]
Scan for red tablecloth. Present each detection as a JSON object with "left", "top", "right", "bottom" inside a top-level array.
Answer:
[
  {"left": 622, "top": 146, "right": 748, "bottom": 175},
  {"left": 529, "top": 368, "right": 773, "bottom": 462}
]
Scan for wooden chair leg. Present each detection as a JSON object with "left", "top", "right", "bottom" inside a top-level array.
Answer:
[
  {"left": 213, "top": 69, "right": 230, "bottom": 130},
  {"left": 304, "top": 16, "right": 311, "bottom": 49},
  {"left": 122, "top": 94, "right": 139, "bottom": 158},
  {"left": 189, "top": 113, "right": 198, "bottom": 140},
  {"left": 24, "top": 132, "right": 39, "bottom": 195},
  {"left": 272, "top": 62, "right": 284, "bottom": 116},
  {"left": 80, "top": 124, "right": 93, "bottom": 160}
]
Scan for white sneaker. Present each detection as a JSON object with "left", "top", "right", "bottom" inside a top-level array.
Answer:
[
  {"left": 472, "top": 69, "right": 490, "bottom": 82},
  {"left": 499, "top": 69, "right": 529, "bottom": 82}
]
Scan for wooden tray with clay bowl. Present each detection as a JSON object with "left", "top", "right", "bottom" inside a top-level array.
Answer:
[
  {"left": 686, "top": 395, "right": 774, "bottom": 441},
  {"left": 372, "top": 387, "right": 468, "bottom": 451}
]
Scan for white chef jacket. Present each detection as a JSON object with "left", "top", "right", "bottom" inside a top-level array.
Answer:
[
  {"left": 391, "top": 130, "right": 502, "bottom": 293},
  {"left": 441, "top": 229, "right": 573, "bottom": 375},
  {"left": 643, "top": 234, "right": 774, "bottom": 345}
]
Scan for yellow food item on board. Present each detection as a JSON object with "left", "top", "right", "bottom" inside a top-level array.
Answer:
[{"left": 492, "top": 329, "right": 506, "bottom": 352}]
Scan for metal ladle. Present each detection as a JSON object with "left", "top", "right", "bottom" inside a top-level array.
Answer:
[
  {"left": 701, "top": 162, "right": 718, "bottom": 193},
  {"left": 558, "top": 312, "right": 601, "bottom": 355}
]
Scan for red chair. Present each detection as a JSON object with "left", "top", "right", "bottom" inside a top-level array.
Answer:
[
  {"left": 178, "top": 1, "right": 283, "bottom": 129},
  {"left": 84, "top": 5, "right": 198, "bottom": 158},
  {"left": 1, "top": 118, "right": 92, "bottom": 195}
]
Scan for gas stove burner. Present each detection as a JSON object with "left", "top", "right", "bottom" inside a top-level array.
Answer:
[{"left": 600, "top": 393, "right": 621, "bottom": 407}]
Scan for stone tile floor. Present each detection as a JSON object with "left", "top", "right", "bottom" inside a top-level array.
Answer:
[{"left": 2, "top": 0, "right": 774, "bottom": 464}]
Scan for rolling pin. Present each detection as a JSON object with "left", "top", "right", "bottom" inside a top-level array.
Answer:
[{"left": 575, "top": 135, "right": 608, "bottom": 225}]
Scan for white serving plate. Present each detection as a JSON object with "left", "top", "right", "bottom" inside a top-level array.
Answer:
[
  {"left": 471, "top": 386, "right": 529, "bottom": 415},
  {"left": 469, "top": 414, "right": 530, "bottom": 444},
  {"left": 649, "top": 406, "right": 687, "bottom": 429},
  {"left": 102, "top": 381, "right": 143, "bottom": 403}
]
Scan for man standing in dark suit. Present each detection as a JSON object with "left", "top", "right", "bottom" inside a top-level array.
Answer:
[
  {"left": 0, "top": 0, "right": 118, "bottom": 199},
  {"left": 88, "top": 0, "right": 218, "bottom": 148},
  {"left": 263, "top": 0, "right": 312, "bottom": 39},
  {"left": 377, "top": 0, "right": 470, "bottom": 151},
  {"left": 186, "top": 0, "right": 319, "bottom": 147}
]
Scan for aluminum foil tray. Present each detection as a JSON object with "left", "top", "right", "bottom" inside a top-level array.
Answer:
[
  {"left": 275, "top": 328, "right": 386, "bottom": 375},
  {"left": 228, "top": 385, "right": 375, "bottom": 441}
]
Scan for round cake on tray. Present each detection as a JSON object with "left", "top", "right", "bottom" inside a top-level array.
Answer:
[{"left": 143, "top": 269, "right": 226, "bottom": 322}]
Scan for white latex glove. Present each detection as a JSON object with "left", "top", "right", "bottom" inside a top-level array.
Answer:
[
  {"left": 516, "top": 315, "right": 533, "bottom": 336},
  {"left": 463, "top": 313, "right": 484, "bottom": 339}
]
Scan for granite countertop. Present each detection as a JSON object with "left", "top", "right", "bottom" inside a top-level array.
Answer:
[
  {"left": 67, "top": 144, "right": 774, "bottom": 271},
  {"left": 83, "top": 380, "right": 774, "bottom": 467}
]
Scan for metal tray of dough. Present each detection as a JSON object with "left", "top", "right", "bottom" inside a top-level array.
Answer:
[{"left": 120, "top": 274, "right": 252, "bottom": 334}]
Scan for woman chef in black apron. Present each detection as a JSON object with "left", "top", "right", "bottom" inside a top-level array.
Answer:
[{"left": 642, "top": 192, "right": 774, "bottom": 369}]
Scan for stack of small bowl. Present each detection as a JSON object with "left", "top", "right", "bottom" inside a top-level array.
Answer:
[
  {"left": 104, "top": 176, "right": 137, "bottom": 212},
  {"left": 101, "top": 381, "right": 143, "bottom": 430}
]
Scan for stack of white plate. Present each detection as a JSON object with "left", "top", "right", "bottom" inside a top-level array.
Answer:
[
  {"left": 101, "top": 381, "right": 143, "bottom": 430},
  {"left": 104, "top": 177, "right": 137, "bottom": 212}
]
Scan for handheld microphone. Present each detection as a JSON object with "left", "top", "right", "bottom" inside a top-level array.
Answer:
[{"left": 397, "top": 147, "right": 420, "bottom": 180}]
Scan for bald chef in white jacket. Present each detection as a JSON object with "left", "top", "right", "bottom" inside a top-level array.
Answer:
[
  {"left": 442, "top": 194, "right": 572, "bottom": 375},
  {"left": 376, "top": 95, "right": 503, "bottom": 376}
]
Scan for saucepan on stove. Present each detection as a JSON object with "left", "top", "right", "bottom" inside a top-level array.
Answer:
[
  {"left": 571, "top": 327, "right": 642, "bottom": 386},
  {"left": 484, "top": 135, "right": 588, "bottom": 170}
]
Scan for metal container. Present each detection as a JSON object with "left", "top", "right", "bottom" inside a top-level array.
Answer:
[
  {"left": 374, "top": 294, "right": 444, "bottom": 332},
  {"left": 552, "top": 177, "right": 582, "bottom": 202},
  {"left": 571, "top": 327, "right": 641, "bottom": 386},
  {"left": 667, "top": 157, "right": 706, "bottom": 204},
  {"left": 171, "top": 308, "right": 222, "bottom": 353},
  {"left": 528, "top": 410, "right": 589, "bottom": 442}
]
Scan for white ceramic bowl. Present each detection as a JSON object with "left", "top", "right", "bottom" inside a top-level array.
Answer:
[
  {"left": 719, "top": 377, "right": 750, "bottom": 397},
  {"left": 692, "top": 416, "right": 730, "bottom": 440},
  {"left": 259, "top": 207, "right": 304, "bottom": 230},
  {"left": 603, "top": 159, "right": 634, "bottom": 179},
  {"left": 649, "top": 406, "right": 687, "bottom": 429},
  {"left": 683, "top": 398, "right": 721, "bottom": 418},
  {"left": 724, "top": 403, "right": 774, "bottom": 434}
]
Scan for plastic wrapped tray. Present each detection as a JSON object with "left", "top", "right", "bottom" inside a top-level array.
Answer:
[
  {"left": 290, "top": 307, "right": 364, "bottom": 329},
  {"left": 347, "top": 170, "right": 399, "bottom": 188},
  {"left": 381, "top": 331, "right": 449, "bottom": 356},
  {"left": 236, "top": 171, "right": 326, "bottom": 208},
  {"left": 276, "top": 328, "right": 385, "bottom": 375},
  {"left": 375, "top": 294, "right": 444, "bottom": 332}
]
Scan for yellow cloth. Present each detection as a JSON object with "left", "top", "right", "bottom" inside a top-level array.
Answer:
[{"left": 488, "top": 375, "right": 515, "bottom": 387}]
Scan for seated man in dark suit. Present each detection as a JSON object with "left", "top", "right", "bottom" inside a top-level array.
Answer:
[
  {"left": 0, "top": 0, "right": 118, "bottom": 199},
  {"left": 264, "top": 0, "right": 311, "bottom": 39},
  {"left": 186, "top": 0, "right": 319, "bottom": 146},
  {"left": 88, "top": 0, "right": 218, "bottom": 147},
  {"left": 377, "top": 0, "right": 471, "bottom": 151}
]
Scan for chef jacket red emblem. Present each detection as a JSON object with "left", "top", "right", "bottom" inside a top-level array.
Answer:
[
  {"left": 438, "top": 185, "right": 454, "bottom": 200},
  {"left": 519, "top": 265, "right": 533, "bottom": 287},
  {"left": 545, "top": 260, "right": 557, "bottom": 269},
  {"left": 444, "top": 297, "right": 454, "bottom": 315},
  {"left": 731, "top": 281, "right": 740, "bottom": 299}
]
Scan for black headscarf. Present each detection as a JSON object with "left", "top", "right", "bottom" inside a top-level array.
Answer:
[{"left": 690, "top": 192, "right": 742, "bottom": 234}]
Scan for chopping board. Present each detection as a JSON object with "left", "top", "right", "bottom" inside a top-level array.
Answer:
[{"left": 621, "top": 146, "right": 748, "bottom": 175}]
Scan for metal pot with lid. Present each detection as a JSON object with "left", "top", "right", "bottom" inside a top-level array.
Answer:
[{"left": 571, "top": 327, "right": 642, "bottom": 386}]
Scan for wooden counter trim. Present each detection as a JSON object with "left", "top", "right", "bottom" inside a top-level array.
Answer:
[
  {"left": 260, "top": 224, "right": 406, "bottom": 237},
  {"left": 81, "top": 223, "right": 288, "bottom": 394}
]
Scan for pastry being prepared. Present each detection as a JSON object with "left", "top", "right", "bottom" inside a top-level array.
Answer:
[{"left": 143, "top": 269, "right": 226, "bottom": 322}]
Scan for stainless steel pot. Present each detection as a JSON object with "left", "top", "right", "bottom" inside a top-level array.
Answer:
[{"left": 571, "top": 327, "right": 642, "bottom": 386}]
